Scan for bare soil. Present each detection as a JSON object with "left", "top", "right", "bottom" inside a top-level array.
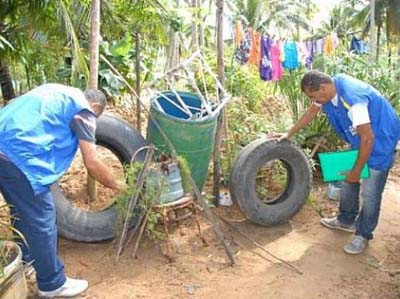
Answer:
[
  {"left": 7, "top": 104, "right": 400, "bottom": 299},
  {"left": 23, "top": 157, "right": 400, "bottom": 299}
]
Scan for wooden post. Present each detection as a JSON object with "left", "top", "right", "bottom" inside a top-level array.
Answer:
[
  {"left": 135, "top": 32, "right": 141, "bottom": 133},
  {"left": 370, "top": 0, "right": 377, "bottom": 63},
  {"left": 87, "top": 0, "right": 100, "bottom": 201},
  {"left": 191, "top": 0, "right": 199, "bottom": 50},
  {"left": 213, "top": 0, "right": 224, "bottom": 206}
]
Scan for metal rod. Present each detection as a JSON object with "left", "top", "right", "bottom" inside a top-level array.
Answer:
[
  {"left": 154, "top": 90, "right": 192, "bottom": 117},
  {"left": 100, "top": 54, "right": 235, "bottom": 265},
  {"left": 165, "top": 79, "right": 193, "bottom": 117},
  {"left": 181, "top": 66, "right": 213, "bottom": 115},
  {"left": 116, "top": 146, "right": 154, "bottom": 260},
  {"left": 148, "top": 51, "right": 201, "bottom": 87}
]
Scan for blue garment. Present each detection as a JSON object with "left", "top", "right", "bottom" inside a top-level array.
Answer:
[
  {"left": 350, "top": 36, "right": 368, "bottom": 54},
  {"left": 322, "top": 74, "right": 400, "bottom": 170},
  {"left": 0, "top": 156, "right": 66, "bottom": 291},
  {"left": 0, "top": 83, "right": 94, "bottom": 195},
  {"left": 282, "top": 41, "right": 299, "bottom": 70},
  {"left": 338, "top": 167, "right": 391, "bottom": 240},
  {"left": 259, "top": 35, "right": 273, "bottom": 81}
]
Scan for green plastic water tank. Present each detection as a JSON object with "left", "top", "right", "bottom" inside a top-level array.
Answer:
[{"left": 146, "top": 91, "right": 218, "bottom": 191}]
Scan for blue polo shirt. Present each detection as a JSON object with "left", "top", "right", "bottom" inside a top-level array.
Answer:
[
  {"left": 322, "top": 74, "right": 400, "bottom": 170},
  {"left": 0, "top": 84, "right": 96, "bottom": 195}
]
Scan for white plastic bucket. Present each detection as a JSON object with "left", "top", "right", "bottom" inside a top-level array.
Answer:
[{"left": 0, "top": 242, "right": 28, "bottom": 299}]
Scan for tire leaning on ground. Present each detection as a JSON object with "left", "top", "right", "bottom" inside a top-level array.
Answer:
[
  {"left": 229, "top": 139, "right": 312, "bottom": 226},
  {"left": 53, "top": 114, "right": 147, "bottom": 242}
]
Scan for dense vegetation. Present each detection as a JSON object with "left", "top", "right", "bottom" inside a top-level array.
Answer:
[{"left": 1, "top": 0, "right": 399, "bottom": 181}]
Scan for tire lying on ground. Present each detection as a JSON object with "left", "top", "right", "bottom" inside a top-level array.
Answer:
[
  {"left": 53, "top": 114, "right": 147, "bottom": 242},
  {"left": 229, "top": 138, "right": 312, "bottom": 226}
]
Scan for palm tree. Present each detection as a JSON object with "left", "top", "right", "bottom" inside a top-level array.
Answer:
[
  {"left": 349, "top": 0, "right": 400, "bottom": 66},
  {"left": 0, "top": 0, "right": 94, "bottom": 101},
  {"left": 232, "top": 0, "right": 314, "bottom": 38}
]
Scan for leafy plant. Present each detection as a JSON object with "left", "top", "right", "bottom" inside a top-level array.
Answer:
[
  {"left": 114, "top": 162, "right": 167, "bottom": 242},
  {"left": 278, "top": 68, "right": 344, "bottom": 151},
  {"left": 314, "top": 50, "right": 400, "bottom": 113},
  {"left": 0, "top": 204, "right": 25, "bottom": 277}
]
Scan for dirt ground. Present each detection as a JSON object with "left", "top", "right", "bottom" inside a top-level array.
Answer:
[
  {"left": 23, "top": 157, "right": 400, "bottom": 299},
  {"left": 7, "top": 105, "right": 397, "bottom": 299}
]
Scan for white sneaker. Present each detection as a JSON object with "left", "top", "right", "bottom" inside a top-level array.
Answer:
[{"left": 38, "top": 277, "right": 88, "bottom": 298}]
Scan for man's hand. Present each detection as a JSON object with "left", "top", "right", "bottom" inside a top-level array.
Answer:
[
  {"left": 268, "top": 132, "right": 289, "bottom": 142},
  {"left": 79, "top": 140, "right": 122, "bottom": 190},
  {"left": 345, "top": 169, "right": 361, "bottom": 183}
]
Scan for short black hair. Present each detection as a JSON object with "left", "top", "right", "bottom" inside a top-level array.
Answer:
[
  {"left": 301, "top": 71, "right": 333, "bottom": 92},
  {"left": 84, "top": 89, "right": 107, "bottom": 110}
]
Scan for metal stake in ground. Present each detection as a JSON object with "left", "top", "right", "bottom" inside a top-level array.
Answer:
[{"left": 116, "top": 146, "right": 154, "bottom": 260}]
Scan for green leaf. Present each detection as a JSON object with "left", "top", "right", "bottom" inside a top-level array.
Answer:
[{"left": 110, "top": 35, "right": 133, "bottom": 57}]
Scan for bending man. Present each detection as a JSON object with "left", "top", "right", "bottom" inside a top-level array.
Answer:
[
  {"left": 277, "top": 71, "right": 399, "bottom": 254},
  {"left": 0, "top": 84, "right": 122, "bottom": 297}
]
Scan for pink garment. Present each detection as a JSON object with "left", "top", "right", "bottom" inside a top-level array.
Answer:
[{"left": 270, "top": 41, "right": 283, "bottom": 81}]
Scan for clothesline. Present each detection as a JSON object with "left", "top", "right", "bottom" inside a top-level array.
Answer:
[{"left": 234, "top": 20, "right": 368, "bottom": 82}]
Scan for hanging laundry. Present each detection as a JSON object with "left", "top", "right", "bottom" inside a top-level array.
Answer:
[
  {"left": 349, "top": 36, "right": 368, "bottom": 54},
  {"left": 324, "top": 35, "right": 334, "bottom": 55},
  {"left": 282, "top": 41, "right": 299, "bottom": 70},
  {"left": 279, "top": 41, "right": 285, "bottom": 62},
  {"left": 331, "top": 32, "right": 339, "bottom": 49},
  {"left": 234, "top": 20, "right": 244, "bottom": 48},
  {"left": 305, "top": 40, "right": 314, "bottom": 69},
  {"left": 270, "top": 40, "right": 283, "bottom": 81},
  {"left": 259, "top": 35, "right": 273, "bottom": 81},
  {"left": 315, "top": 38, "right": 325, "bottom": 55},
  {"left": 234, "top": 27, "right": 253, "bottom": 64},
  {"left": 248, "top": 29, "right": 261, "bottom": 66},
  {"left": 296, "top": 42, "right": 308, "bottom": 66}
]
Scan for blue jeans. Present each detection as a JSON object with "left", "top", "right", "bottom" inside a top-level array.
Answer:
[
  {"left": 337, "top": 167, "right": 391, "bottom": 240},
  {"left": 0, "top": 156, "right": 66, "bottom": 291}
]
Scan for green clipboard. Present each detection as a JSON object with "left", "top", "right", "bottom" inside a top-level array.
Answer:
[{"left": 318, "top": 150, "right": 370, "bottom": 182}]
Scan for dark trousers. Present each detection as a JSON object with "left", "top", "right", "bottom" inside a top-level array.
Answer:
[{"left": 0, "top": 156, "right": 66, "bottom": 291}]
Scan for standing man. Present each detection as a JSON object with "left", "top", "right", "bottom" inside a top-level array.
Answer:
[
  {"left": 0, "top": 84, "right": 122, "bottom": 297},
  {"left": 277, "top": 71, "right": 400, "bottom": 254}
]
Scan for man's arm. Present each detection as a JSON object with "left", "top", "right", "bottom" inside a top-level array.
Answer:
[
  {"left": 346, "top": 123, "right": 374, "bottom": 183},
  {"left": 79, "top": 139, "right": 121, "bottom": 191},
  {"left": 275, "top": 104, "right": 321, "bottom": 141}
]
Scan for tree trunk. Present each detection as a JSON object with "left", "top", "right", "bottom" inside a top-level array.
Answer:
[
  {"left": 0, "top": 60, "right": 16, "bottom": 103},
  {"left": 370, "top": 0, "right": 377, "bottom": 63},
  {"left": 89, "top": 0, "right": 100, "bottom": 89},
  {"left": 135, "top": 32, "right": 141, "bottom": 133},
  {"left": 191, "top": 0, "right": 199, "bottom": 50},
  {"left": 166, "top": 0, "right": 180, "bottom": 70},
  {"left": 386, "top": 9, "right": 392, "bottom": 72},
  {"left": 376, "top": 23, "right": 381, "bottom": 61},
  {"left": 87, "top": 0, "right": 101, "bottom": 201},
  {"left": 213, "top": 0, "right": 225, "bottom": 206},
  {"left": 397, "top": 42, "right": 400, "bottom": 79},
  {"left": 198, "top": 0, "right": 206, "bottom": 49}
]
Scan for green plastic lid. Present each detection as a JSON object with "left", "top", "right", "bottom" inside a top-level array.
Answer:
[{"left": 318, "top": 150, "right": 370, "bottom": 182}]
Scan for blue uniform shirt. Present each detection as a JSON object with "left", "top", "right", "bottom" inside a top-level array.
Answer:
[
  {"left": 0, "top": 84, "right": 95, "bottom": 195},
  {"left": 322, "top": 74, "right": 400, "bottom": 170}
]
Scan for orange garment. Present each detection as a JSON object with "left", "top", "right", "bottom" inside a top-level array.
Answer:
[
  {"left": 248, "top": 29, "right": 261, "bottom": 66},
  {"left": 324, "top": 35, "right": 334, "bottom": 55},
  {"left": 235, "top": 21, "right": 244, "bottom": 48}
]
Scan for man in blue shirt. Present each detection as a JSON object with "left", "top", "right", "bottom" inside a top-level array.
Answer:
[
  {"left": 0, "top": 84, "right": 122, "bottom": 297},
  {"left": 277, "top": 71, "right": 400, "bottom": 255}
]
